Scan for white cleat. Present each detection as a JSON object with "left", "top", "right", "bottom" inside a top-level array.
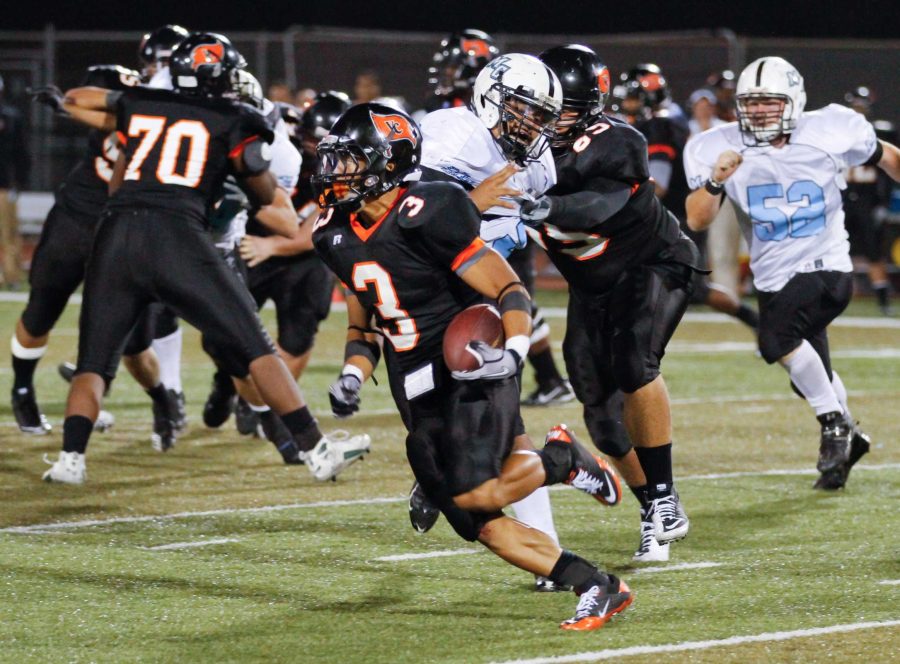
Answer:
[
  {"left": 303, "top": 431, "right": 371, "bottom": 481},
  {"left": 648, "top": 490, "right": 690, "bottom": 543},
  {"left": 42, "top": 451, "right": 86, "bottom": 484},
  {"left": 94, "top": 410, "right": 115, "bottom": 432},
  {"left": 632, "top": 518, "right": 670, "bottom": 562}
]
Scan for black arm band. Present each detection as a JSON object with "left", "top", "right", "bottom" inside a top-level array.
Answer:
[
  {"left": 704, "top": 179, "right": 725, "bottom": 195},
  {"left": 496, "top": 281, "right": 525, "bottom": 301},
  {"left": 498, "top": 288, "right": 531, "bottom": 316},
  {"left": 345, "top": 339, "right": 381, "bottom": 369},
  {"left": 863, "top": 140, "right": 884, "bottom": 167}
]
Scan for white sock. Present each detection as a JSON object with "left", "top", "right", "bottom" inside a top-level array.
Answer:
[
  {"left": 151, "top": 327, "right": 183, "bottom": 393},
  {"left": 248, "top": 403, "right": 270, "bottom": 413},
  {"left": 510, "top": 486, "right": 559, "bottom": 545},
  {"left": 780, "top": 340, "right": 842, "bottom": 416},
  {"left": 831, "top": 370, "right": 851, "bottom": 419}
]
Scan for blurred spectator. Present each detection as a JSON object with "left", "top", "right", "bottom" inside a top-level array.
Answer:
[
  {"left": 707, "top": 69, "right": 737, "bottom": 122},
  {"left": 294, "top": 87, "right": 317, "bottom": 109},
  {"left": 687, "top": 89, "right": 724, "bottom": 135},
  {"left": 0, "top": 74, "right": 30, "bottom": 288},
  {"left": 267, "top": 80, "right": 294, "bottom": 104},
  {"left": 353, "top": 70, "right": 382, "bottom": 104}
]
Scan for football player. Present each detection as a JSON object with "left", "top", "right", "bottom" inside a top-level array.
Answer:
[
  {"left": 616, "top": 63, "right": 760, "bottom": 334},
  {"left": 416, "top": 53, "right": 573, "bottom": 585},
  {"left": 684, "top": 57, "right": 900, "bottom": 489},
  {"left": 138, "top": 24, "right": 189, "bottom": 90},
  {"left": 41, "top": 33, "right": 370, "bottom": 485},
  {"left": 422, "top": 29, "right": 499, "bottom": 113},
  {"left": 11, "top": 65, "right": 140, "bottom": 435},
  {"left": 530, "top": 45, "right": 701, "bottom": 562},
  {"left": 315, "top": 102, "right": 631, "bottom": 630},
  {"left": 842, "top": 86, "right": 897, "bottom": 316}
]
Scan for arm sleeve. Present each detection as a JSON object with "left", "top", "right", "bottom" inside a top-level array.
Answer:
[
  {"left": 228, "top": 108, "right": 276, "bottom": 165},
  {"left": 544, "top": 177, "right": 633, "bottom": 230}
]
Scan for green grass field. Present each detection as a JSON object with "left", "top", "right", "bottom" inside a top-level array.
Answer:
[{"left": 1, "top": 294, "right": 898, "bottom": 663}]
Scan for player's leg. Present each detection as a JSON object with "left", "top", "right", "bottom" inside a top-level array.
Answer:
[
  {"left": 11, "top": 205, "right": 93, "bottom": 433},
  {"left": 149, "top": 306, "right": 186, "bottom": 430}
]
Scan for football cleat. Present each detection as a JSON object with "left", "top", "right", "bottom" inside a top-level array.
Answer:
[
  {"left": 816, "top": 411, "right": 852, "bottom": 473},
  {"left": 522, "top": 379, "right": 576, "bottom": 407},
  {"left": 259, "top": 411, "right": 303, "bottom": 465},
  {"left": 151, "top": 389, "right": 179, "bottom": 452},
  {"left": 302, "top": 431, "right": 371, "bottom": 481},
  {"left": 633, "top": 514, "right": 670, "bottom": 562},
  {"left": 12, "top": 386, "right": 52, "bottom": 434},
  {"left": 546, "top": 424, "right": 622, "bottom": 506},
  {"left": 647, "top": 490, "right": 689, "bottom": 543},
  {"left": 203, "top": 372, "right": 236, "bottom": 428},
  {"left": 560, "top": 575, "right": 632, "bottom": 631},
  {"left": 814, "top": 423, "right": 871, "bottom": 490},
  {"left": 42, "top": 451, "right": 86, "bottom": 484},
  {"left": 94, "top": 410, "right": 115, "bottom": 433},
  {"left": 535, "top": 575, "right": 572, "bottom": 592},
  {"left": 408, "top": 481, "right": 441, "bottom": 533},
  {"left": 172, "top": 390, "right": 187, "bottom": 434},
  {"left": 57, "top": 361, "right": 76, "bottom": 383},
  {"left": 235, "top": 398, "right": 260, "bottom": 436}
]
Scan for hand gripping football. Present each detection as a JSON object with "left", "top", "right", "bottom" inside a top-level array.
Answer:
[{"left": 443, "top": 304, "right": 505, "bottom": 372}]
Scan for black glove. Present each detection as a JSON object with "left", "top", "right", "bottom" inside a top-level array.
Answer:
[
  {"left": 28, "top": 86, "right": 66, "bottom": 113},
  {"left": 329, "top": 374, "right": 362, "bottom": 418},
  {"left": 518, "top": 195, "right": 553, "bottom": 226}
]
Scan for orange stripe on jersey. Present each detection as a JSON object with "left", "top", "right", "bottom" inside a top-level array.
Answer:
[
  {"left": 228, "top": 134, "right": 260, "bottom": 159},
  {"left": 647, "top": 144, "right": 676, "bottom": 160},
  {"left": 451, "top": 237, "right": 485, "bottom": 272},
  {"left": 115, "top": 131, "right": 126, "bottom": 145}
]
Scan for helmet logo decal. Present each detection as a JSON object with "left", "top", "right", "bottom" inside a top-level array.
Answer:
[
  {"left": 487, "top": 55, "right": 512, "bottom": 81},
  {"left": 461, "top": 39, "right": 491, "bottom": 58},
  {"left": 597, "top": 67, "right": 610, "bottom": 95},
  {"left": 786, "top": 70, "right": 801, "bottom": 87},
  {"left": 369, "top": 111, "right": 419, "bottom": 148},
  {"left": 639, "top": 72, "right": 664, "bottom": 92},
  {"left": 190, "top": 42, "right": 224, "bottom": 70}
]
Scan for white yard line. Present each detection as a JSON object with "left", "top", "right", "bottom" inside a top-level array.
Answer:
[
  {"left": 2, "top": 463, "right": 897, "bottom": 535},
  {"left": 491, "top": 619, "right": 900, "bottom": 664},
  {"left": 878, "top": 580, "right": 900, "bottom": 586},
  {"left": 373, "top": 548, "right": 480, "bottom": 562},
  {"left": 140, "top": 537, "right": 241, "bottom": 551},
  {"left": 632, "top": 562, "right": 722, "bottom": 574}
]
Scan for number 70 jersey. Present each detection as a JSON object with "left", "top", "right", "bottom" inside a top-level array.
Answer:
[{"left": 684, "top": 104, "right": 879, "bottom": 292}]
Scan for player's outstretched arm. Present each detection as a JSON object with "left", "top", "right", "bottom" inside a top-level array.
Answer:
[
  {"left": 877, "top": 139, "right": 900, "bottom": 183},
  {"left": 329, "top": 294, "right": 381, "bottom": 418},
  {"left": 253, "top": 187, "right": 299, "bottom": 239},
  {"left": 686, "top": 149, "right": 742, "bottom": 231},
  {"left": 60, "top": 87, "right": 116, "bottom": 131}
]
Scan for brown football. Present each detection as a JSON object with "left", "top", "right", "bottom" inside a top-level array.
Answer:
[{"left": 443, "top": 304, "right": 505, "bottom": 372}]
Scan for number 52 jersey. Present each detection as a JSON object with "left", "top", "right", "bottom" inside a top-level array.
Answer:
[{"left": 684, "top": 104, "right": 879, "bottom": 292}]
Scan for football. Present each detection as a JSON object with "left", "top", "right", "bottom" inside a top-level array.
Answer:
[{"left": 443, "top": 304, "right": 505, "bottom": 372}]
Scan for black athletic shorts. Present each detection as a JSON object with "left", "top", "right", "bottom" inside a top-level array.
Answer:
[
  {"left": 756, "top": 270, "right": 852, "bottom": 367},
  {"left": 247, "top": 254, "right": 333, "bottom": 356},
  {"left": 844, "top": 205, "right": 884, "bottom": 263},
  {"left": 76, "top": 209, "right": 276, "bottom": 381},
  {"left": 21, "top": 204, "right": 98, "bottom": 337}
]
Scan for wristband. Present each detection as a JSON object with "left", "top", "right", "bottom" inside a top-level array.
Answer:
[
  {"left": 504, "top": 334, "right": 530, "bottom": 362},
  {"left": 704, "top": 178, "right": 725, "bottom": 195},
  {"left": 340, "top": 364, "right": 365, "bottom": 382}
]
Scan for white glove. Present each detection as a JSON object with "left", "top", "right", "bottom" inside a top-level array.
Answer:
[{"left": 451, "top": 341, "right": 522, "bottom": 381}]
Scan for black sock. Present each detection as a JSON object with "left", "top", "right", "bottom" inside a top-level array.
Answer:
[
  {"left": 62, "top": 415, "right": 94, "bottom": 454},
  {"left": 635, "top": 443, "right": 673, "bottom": 497},
  {"left": 548, "top": 550, "right": 609, "bottom": 595},
  {"left": 281, "top": 406, "right": 322, "bottom": 451},
  {"left": 529, "top": 346, "right": 562, "bottom": 389},
  {"left": 735, "top": 303, "right": 759, "bottom": 331},
  {"left": 12, "top": 355, "right": 40, "bottom": 391},
  {"left": 538, "top": 440, "right": 573, "bottom": 485},
  {"left": 145, "top": 383, "right": 168, "bottom": 405},
  {"left": 874, "top": 284, "right": 890, "bottom": 309},
  {"left": 213, "top": 368, "right": 236, "bottom": 395},
  {"left": 630, "top": 484, "right": 650, "bottom": 512}
]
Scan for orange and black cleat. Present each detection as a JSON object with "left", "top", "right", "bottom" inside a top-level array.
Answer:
[
  {"left": 545, "top": 424, "right": 622, "bottom": 506},
  {"left": 560, "top": 576, "right": 633, "bottom": 631}
]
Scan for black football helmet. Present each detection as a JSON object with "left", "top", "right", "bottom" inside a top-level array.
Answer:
[
  {"left": 81, "top": 64, "right": 142, "bottom": 91},
  {"left": 170, "top": 33, "right": 247, "bottom": 98},
  {"left": 312, "top": 102, "right": 422, "bottom": 211},
  {"left": 300, "top": 91, "right": 351, "bottom": 158},
  {"left": 539, "top": 44, "right": 610, "bottom": 149},
  {"left": 138, "top": 24, "right": 189, "bottom": 76},
  {"left": 613, "top": 63, "right": 669, "bottom": 119},
  {"left": 427, "top": 29, "right": 499, "bottom": 97}
]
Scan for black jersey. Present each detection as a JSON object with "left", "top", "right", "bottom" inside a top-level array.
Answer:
[
  {"left": 536, "top": 114, "right": 681, "bottom": 294},
  {"left": 634, "top": 114, "right": 689, "bottom": 220},
  {"left": 108, "top": 87, "right": 273, "bottom": 222},
  {"left": 313, "top": 181, "right": 486, "bottom": 375},
  {"left": 54, "top": 129, "right": 118, "bottom": 220}
]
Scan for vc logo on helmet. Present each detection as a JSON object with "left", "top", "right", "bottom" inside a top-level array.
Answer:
[{"left": 369, "top": 111, "right": 420, "bottom": 149}]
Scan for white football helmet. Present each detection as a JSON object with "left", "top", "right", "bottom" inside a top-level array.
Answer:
[
  {"left": 471, "top": 53, "right": 563, "bottom": 163},
  {"left": 230, "top": 69, "right": 264, "bottom": 109},
  {"left": 735, "top": 56, "right": 806, "bottom": 144}
]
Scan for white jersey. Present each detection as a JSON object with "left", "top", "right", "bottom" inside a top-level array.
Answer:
[
  {"left": 684, "top": 104, "right": 878, "bottom": 291},
  {"left": 145, "top": 66, "right": 173, "bottom": 91},
  {"left": 212, "top": 102, "right": 302, "bottom": 249},
  {"left": 420, "top": 106, "right": 556, "bottom": 245}
]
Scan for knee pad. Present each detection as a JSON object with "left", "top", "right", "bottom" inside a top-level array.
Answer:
[
  {"left": 277, "top": 313, "right": 318, "bottom": 357},
  {"left": 757, "top": 327, "right": 789, "bottom": 364},
  {"left": 20, "top": 288, "right": 72, "bottom": 338},
  {"left": 583, "top": 405, "right": 633, "bottom": 458}
]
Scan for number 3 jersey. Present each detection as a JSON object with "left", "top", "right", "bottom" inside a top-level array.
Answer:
[
  {"left": 107, "top": 87, "right": 274, "bottom": 223},
  {"left": 684, "top": 104, "right": 879, "bottom": 292},
  {"left": 312, "top": 181, "right": 486, "bottom": 376}
]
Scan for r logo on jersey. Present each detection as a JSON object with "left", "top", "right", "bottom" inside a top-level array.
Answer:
[
  {"left": 191, "top": 43, "right": 224, "bottom": 71},
  {"left": 370, "top": 111, "right": 420, "bottom": 148}
]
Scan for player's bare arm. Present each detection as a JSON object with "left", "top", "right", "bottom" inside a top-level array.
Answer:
[
  {"left": 877, "top": 139, "right": 900, "bottom": 182},
  {"left": 328, "top": 293, "right": 382, "bottom": 419},
  {"left": 250, "top": 187, "right": 299, "bottom": 239},
  {"left": 469, "top": 163, "right": 523, "bottom": 212},
  {"left": 686, "top": 149, "right": 742, "bottom": 231},
  {"left": 458, "top": 249, "right": 532, "bottom": 342},
  {"left": 60, "top": 87, "right": 117, "bottom": 131}
]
